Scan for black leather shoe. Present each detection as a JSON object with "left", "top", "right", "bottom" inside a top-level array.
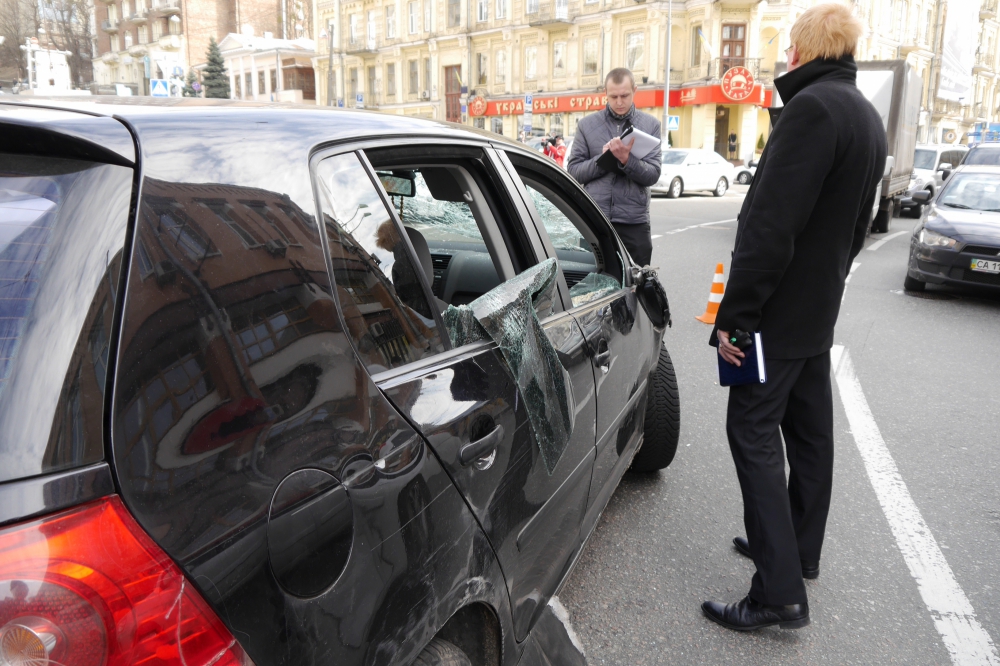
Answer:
[
  {"left": 702, "top": 595, "right": 810, "bottom": 631},
  {"left": 733, "top": 537, "right": 820, "bottom": 580}
]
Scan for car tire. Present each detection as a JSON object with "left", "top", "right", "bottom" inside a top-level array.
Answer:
[
  {"left": 630, "top": 346, "right": 680, "bottom": 473},
  {"left": 903, "top": 274, "right": 926, "bottom": 292},
  {"left": 666, "top": 178, "right": 683, "bottom": 198},
  {"left": 412, "top": 638, "right": 472, "bottom": 666},
  {"left": 713, "top": 178, "right": 728, "bottom": 197},
  {"left": 737, "top": 172, "right": 750, "bottom": 184},
  {"left": 872, "top": 206, "right": 890, "bottom": 234}
]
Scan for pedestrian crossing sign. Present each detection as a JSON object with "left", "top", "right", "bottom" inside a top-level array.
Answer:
[
  {"left": 667, "top": 115, "right": 680, "bottom": 131},
  {"left": 150, "top": 79, "right": 169, "bottom": 98}
]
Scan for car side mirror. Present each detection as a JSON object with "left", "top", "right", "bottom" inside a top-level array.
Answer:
[
  {"left": 941, "top": 168, "right": 953, "bottom": 181},
  {"left": 938, "top": 163, "right": 953, "bottom": 171},
  {"left": 748, "top": 160, "right": 758, "bottom": 168},
  {"left": 911, "top": 190, "right": 932, "bottom": 204}
]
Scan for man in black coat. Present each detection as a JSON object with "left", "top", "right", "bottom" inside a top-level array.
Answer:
[{"left": 702, "top": 3, "right": 887, "bottom": 631}]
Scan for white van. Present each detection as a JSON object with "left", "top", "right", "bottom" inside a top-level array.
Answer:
[{"left": 901, "top": 144, "right": 968, "bottom": 215}]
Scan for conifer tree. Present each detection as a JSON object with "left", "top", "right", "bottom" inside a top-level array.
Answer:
[
  {"left": 182, "top": 70, "right": 200, "bottom": 97},
  {"left": 202, "top": 37, "right": 230, "bottom": 99}
]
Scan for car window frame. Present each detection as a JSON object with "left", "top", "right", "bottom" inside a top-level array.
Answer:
[{"left": 496, "top": 146, "right": 632, "bottom": 315}]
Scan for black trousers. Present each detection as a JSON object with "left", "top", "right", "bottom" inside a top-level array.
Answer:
[
  {"left": 726, "top": 350, "right": 834, "bottom": 606},
  {"left": 611, "top": 222, "right": 652, "bottom": 267}
]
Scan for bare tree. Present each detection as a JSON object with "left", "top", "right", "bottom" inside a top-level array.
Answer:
[
  {"left": 40, "top": 0, "right": 94, "bottom": 85},
  {"left": 0, "top": 0, "right": 38, "bottom": 81}
]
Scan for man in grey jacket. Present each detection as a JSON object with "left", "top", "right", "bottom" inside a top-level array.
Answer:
[{"left": 567, "top": 67, "right": 662, "bottom": 266}]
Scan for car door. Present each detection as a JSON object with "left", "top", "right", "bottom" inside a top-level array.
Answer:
[
  {"left": 318, "top": 142, "right": 597, "bottom": 642},
  {"left": 684, "top": 152, "right": 705, "bottom": 190},
  {"left": 497, "top": 149, "right": 659, "bottom": 523}
]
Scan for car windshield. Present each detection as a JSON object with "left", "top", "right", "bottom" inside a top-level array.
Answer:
[
  {"left": 662, "top": 151, "right": 687, "bottom": 165},
  {"left": 937, "top": 173, "right": 1000, "bottom": 211},
  {"left": 964, "top": 146, "right": 1000, "bottom": 165},
  {"left": 913, "top": 149, "right": 937, "bottom": 170}
]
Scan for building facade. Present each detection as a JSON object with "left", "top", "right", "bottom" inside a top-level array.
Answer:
[
  {"left": 311, "top": 0, "right": 1000, "bottom": 152},
  {"left": 217, "top": 32, "right": 318, "bottom": 102}
]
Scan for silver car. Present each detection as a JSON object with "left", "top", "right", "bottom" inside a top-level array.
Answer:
[{"left": 652, "top": 148, "right": 735, "bottom": 198}]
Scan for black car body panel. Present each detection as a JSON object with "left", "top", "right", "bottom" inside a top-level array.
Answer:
[{"left": 0, "top": 98, "right": 666, "bottom": 666}]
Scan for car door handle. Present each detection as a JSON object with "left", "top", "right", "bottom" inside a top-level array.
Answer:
[
  {"left": 460, "top": 424, "right": 504, "bottom": 466},
  {"left": 593, "top": 349, "right": 611, "bottom": 369}
]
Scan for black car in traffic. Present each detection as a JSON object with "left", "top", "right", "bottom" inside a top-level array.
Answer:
[
  {"left": 0, "top": 98, "right": 679, "bottom": 666},
  {"left": 905, "top": 165, "right": 1000, "bottom": 293}
]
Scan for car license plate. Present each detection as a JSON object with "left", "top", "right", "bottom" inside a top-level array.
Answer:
[{"left": 970, "top": 258, "right": 1000, "bottom": 273}]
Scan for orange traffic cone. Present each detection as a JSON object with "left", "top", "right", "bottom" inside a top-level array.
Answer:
[{"left": 695, "top": 263, "right": 725, "bottom": 324}]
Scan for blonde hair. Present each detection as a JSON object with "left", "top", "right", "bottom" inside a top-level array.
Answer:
[{"left": 789, "top": 3, "right": 863, "bottom": 64}]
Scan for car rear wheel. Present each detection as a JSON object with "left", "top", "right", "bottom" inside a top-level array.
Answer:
[
  {"left": 666, "top": 178, "right": 683, "bottom": 198},
  {"left": 737, "top": 171, "right": 751, "bottom": 184},
  {"left": 630, "top": 346, "right": 680, "bottom": 473},
  {"left": 903, "top": 274, "right": 926, "bottom": 292},
  {"left": 713, "top": 178, "right": 728, "bottom": 197},
  {"left": 413, "top": 638, "right": 472, "bottom": 666}
]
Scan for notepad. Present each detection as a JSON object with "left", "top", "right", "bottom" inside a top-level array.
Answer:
[
  {"left": 596, "top": 126, "right": 662, "bottom": 172},
  {"left": 718, "top": 332, "right": 767, "bottom": 387}
]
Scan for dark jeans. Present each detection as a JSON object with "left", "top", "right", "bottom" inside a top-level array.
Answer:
[
  {"left": 726, "top": 350, "right": 834, "bottom": 606},
  {"left": 611, "top": 221, "right": 652, "bottom": 267}
]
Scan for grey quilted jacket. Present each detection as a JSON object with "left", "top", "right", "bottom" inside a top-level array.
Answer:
[{"left": 567, "top": 106, "right": 662, "bottom": 226}]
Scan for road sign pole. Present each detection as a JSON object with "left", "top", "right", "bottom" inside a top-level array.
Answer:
[{"left": 662, "top": 0, "right": 672, "bottom": 143}]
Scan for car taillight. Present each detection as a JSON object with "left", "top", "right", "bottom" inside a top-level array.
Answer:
[{"left": 0, "top": 496, "right": 254, "bottom": 666}]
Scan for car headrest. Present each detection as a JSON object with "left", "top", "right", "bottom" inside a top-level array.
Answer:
[{"left": 404, "top": 226, "right": 434, "bottom": 283}]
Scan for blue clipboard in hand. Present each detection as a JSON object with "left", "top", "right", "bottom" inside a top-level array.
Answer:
[{"left": 718, "top": 331, "right": 767, "bottom": 387}]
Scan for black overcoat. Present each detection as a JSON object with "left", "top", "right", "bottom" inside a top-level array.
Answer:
[{"left": 712, "top": 56, "right": 888, "bottom": 359}]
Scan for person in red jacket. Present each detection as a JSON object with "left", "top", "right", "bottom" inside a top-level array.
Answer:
[{"left": 551, "top": 135, "right": 567, "bottom": 167}]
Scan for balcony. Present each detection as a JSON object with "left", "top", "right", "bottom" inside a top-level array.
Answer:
[
  {"left": 981, "top": 0, "right": 997, "bottom": 20},
  {"left": 101, "top": 51, "right": 119, "bottom": 62},
  {"left": 346, "top": 37, "right": 378, "bottom": 54},
  {"left": 127, "top": 10, "right": 148, "bottom": 23},
  {"left": 101, "top": 19, "right": 119, "bottom": 32},
  {"left": 128, "top": 43, "right": 148, "bottom": 55},
  {"left": 686, "top": 58, "right": 762, "bottom": 83},
  {"left": 933, "top": 99, "right": 964, "bottom": 117},
  {"left": 527, "top": 0, "right": 577, "bottom": 26},
  {"left": 158, "top": 33, "right": 181, "bottom": 49},
  {"left": 974, "top": 51, "right": 996, "bottom": 74},
  {"left": 153, "top": 0, "right": 181, "bottom": 15}
]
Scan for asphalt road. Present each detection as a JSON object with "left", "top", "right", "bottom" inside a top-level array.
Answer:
[{"left": 558, "top": 185, "right": 1000, "bottom": 665}]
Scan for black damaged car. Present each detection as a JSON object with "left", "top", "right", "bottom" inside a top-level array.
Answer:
[
  {"left": 905, "top": 165, "right": 1000, "bottom": 292},
  {"left": 0, "top": 98, "right": 679, "bottom": 666}
]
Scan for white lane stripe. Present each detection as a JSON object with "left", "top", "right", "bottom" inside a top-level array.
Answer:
[
  {"left": 651, "top": 234, "right": 663, "bottom": 239},
  {"left": 831, "top": 345, "right": 1000, "bottom": 666},
  {"left": 700, "top": 218, "right": 737, "bottom": 226},
  {"left": 659, "top": 218, "right": 738, "bottom": 235},
  {"left": 867, "top": 229, "right": 909, "bottom": 251},
  {"left": 841, "top": 262, "right": 861, "bottom": 304}
]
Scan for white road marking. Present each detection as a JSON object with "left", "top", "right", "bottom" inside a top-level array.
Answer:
[
  {"left": 867, "top": 230, "right": 909, "bottom": 252},
  {"left": 842, "top": 262, "right": 861, "bottom": 303},
  {"left": 548, "top": 597, "right": 586, "bottom": 656},
  {"left": 658, "top": 218, "right": 738, "bottom": 236},
  {"left": 651, "top": 234, "right": 663, "bottom": 239},
  {"left": 831, "top": 345, "right": 1000, "bottom": 666}
]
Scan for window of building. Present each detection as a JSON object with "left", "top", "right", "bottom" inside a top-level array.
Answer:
[
  {"left": 123, "top": 0, "right": 130, "bottom": 17},
  {"left": 368, "top": 65, "right": 377, "bottom": 103},
  {"left": 168, "top": 16, "right": 180, "bottom": 34},
  {"left": 625, "top": 31, "right": 643, "bottom": 71},
  {"left": 448, "top": 0, "right": 460, "bottom": 27},
  {"left": 477, "top": 52, "right": 488, "bottom": 84},
  {"left": 124, "top": 30, "right": 133, "bottom": 48},
  {"left": 386, "top": 62, "right": 396, "bottom": 96},
  {"left": 924, "top": 8, "right": 932, "bottom": 44},
  {"left": 491, "top": 117, "right": 503, "bottom": 134},
  {"left": 583, "top": 37, "right": 598, "bottom": 75},
  {"left": 350, "top": 67, "right": 358, "bottom": 101},
  {"left": 314, "top": 153, "right": 446, "bottom": 372},
  {"left": 244, "top": 72, "right": 252, "bottom": 96},
  {"left": 111, "top": 35, "right": 120, "bottom": 52},
  {"left": 350, "top": 13, "right": 360, "bottom": 43},
  {"left": 367, "top": 10, "right": 376, "bottom": 46},
  {"left": 386, "top": 4, "right": 396, "bottom": 38},
  {"left": 496, "top": 49, "right": 506, "bottom": 83},
  {"left": 474, "top": 117, "right": 486, "bottom": 129},
  {"left": 108, "top": 4, "right": 117, "bottom": 21},
  {"left": 408, "top": 59, "right": 418, "bottom": 93},
  {"left": 147, "top": 199, "right": 213, "bottom": 261},
  {"left": 409, "top": 1, "right": 418, "bottom": 33},
  {"left": 552, "top": 41, "right": 566, "bottom": 77},
  {"left": 496, "top": 0, "right": 505, "bottom": 19},
  {"left": 138, "top": 25, "right": 147, "bottom": 43},
  {"left": 478, "top": 0, "right": 488, "bottom": 22},
  {"left": 258, "top": 70, "right": 266, "bottom": 94},
  {"left": 234, "top": 73, "right": 241, "bottom": 97},
  {"left": 231, "top": 298, "right": 319, "bottom": 364},
  {"left": 241, "top": 201, "right": 297, "bottom": 244},
  {"left": 152, "top": 18, "right": 162, "bottom": 39},
  {"left": 201, "top": 201, "right": 261, "bottom": 247},
  {"left": 691, "top": 25, "right": 703, "bottom": 67},
  {"left": 424, "top": 57, "right": 431, "bottom": 92},
  {"left": 524, "top": 45, "right": 537, "bottom": 80},
  {"left": 270, "top": 69, "right": 277, "bottom": 93},
  {"left": 525, "top": 0, "right": 538, "bottom": 14},
  {"left": 424, "top": 0, "right": 433, "bottom": 31}
]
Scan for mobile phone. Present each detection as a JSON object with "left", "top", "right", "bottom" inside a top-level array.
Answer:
[{"left": 730, "top": 329, "right": 753, "bottom": 351}]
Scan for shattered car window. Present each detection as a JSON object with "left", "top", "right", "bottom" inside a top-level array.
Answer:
[
  {"left": 524, "top": 184, "right": 621, "bottom": 306},
  {"left": 443, "top": 258, "right": 574, "bottom": 474}
]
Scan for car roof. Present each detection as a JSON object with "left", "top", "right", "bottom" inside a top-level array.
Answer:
[
  {"left": 1, "top": 96, "right": 531, "bottom": 161},
  {"left": 967, "top": 143, "right": 1000, "bottom": 150},
  {"left": 949, "top": 164, "right": 1000, "bottom": 175}
]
